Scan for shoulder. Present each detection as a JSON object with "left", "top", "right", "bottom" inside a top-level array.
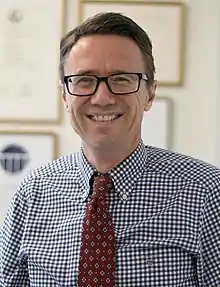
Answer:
[
  {"left": 27, "top": 152, "right": 78, "bottom": 178},
  {"left": 17, "top": 152, "right": 80, "bottom": 194},
  {"left": 145, "top": 145, "right": 220, "bottom": 188}
]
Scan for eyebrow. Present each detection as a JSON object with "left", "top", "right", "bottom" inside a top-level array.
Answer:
[
  {"left": 74, "top": 70, "right": 96, "bottom": 75},
  {"left": 74, "top": 69, "right": 135, "bottom": 76}
]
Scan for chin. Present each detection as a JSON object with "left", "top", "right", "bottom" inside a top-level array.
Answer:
[{"left": 89, "top": 138, "right": 116, "bottom": 151}]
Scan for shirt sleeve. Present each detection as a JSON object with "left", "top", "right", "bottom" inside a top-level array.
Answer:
[
  {"left": 0, "top": 185, "right": 30, "bottom": 286},
  {"left": 197, "top": 182, "right": 220, "bottom": 286}
]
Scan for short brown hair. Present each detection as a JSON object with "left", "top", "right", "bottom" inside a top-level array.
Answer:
[{"left": 60, "top": 12, "right": 156, "bottom": 85}]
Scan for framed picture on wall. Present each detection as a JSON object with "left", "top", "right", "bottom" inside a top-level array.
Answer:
[
  {"left": 79, "top": 0, "right": 186, "bottom": 87},
  {"left": 141, "top": 97, "right": 173, "bottom": 149},
  {"left": 0, "top": 0, "right": 66, "bottom": 124},
  {"left": 0, "top": 131, "right": 59, "bottom": 225}
]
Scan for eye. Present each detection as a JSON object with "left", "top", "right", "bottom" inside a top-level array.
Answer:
[
  {"left": 110, "top": 74, "right": 137, "bottom": 85},
  {"left": 70, "top": 76, "right": 96, "bottom": 86},
  {"left": 112, "top": 76, "right": 131, "bottom": 83}
]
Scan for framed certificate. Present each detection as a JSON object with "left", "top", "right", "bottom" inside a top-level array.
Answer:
[
  {"left": 0, "top": 130, "right": 59, "bottom": 225},
  {"left": 0, "top": 0, "right": 66, "bottom": 124},
  {"left": 79, "top": 0, "right": 186, "bottom": 87}
]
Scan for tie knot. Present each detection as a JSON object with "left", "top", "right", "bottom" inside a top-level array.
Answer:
[{"left": 92, "top": 174, "right": 112, "bottom": 199}]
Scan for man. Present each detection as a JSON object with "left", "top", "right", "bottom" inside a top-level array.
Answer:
[{"left": 1, "top": 12, "right": 220, "bottom": 287}]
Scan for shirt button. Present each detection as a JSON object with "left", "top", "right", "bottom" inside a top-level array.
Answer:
[
  {"left": 147, "top": 259, "right": 154, "bottom": 266},
  {"left": 81, "top": 190, "right": 88, "bottom": 199},
  {"left": 122, "top": 194, "right": 128, "bottom": 200}
]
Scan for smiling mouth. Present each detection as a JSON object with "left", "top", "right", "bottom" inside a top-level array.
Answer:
[{"left": 87, "top": 114, "right": 123, "bottom": 122}]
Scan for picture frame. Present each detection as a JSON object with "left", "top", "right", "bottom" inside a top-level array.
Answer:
[
  {"left": 141, "top": 97, "right": 173, "bottom": 149},
  {"left": 0, "top": 0, "right": 66, "bottom": 124},
  {"left": 0, "top": 131, "right": 59, "bottom": 225},
  {"left": 78, "top": 0, "right": 186, "bottom": 87}
]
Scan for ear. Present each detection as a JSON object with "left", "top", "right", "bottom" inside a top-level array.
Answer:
[
  {"left": 60, "top": 81, "right": 69, "bottom": 111},
  {"left": 62, "top": 97, "right": 69, "bottom": 111},
  {"left": 144, "top": 81, "right": 157, "bottom": 111}
]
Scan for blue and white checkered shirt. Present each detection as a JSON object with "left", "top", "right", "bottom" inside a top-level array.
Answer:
[{"left": 1, "top": 140, "right": 220, "bottom": 286}]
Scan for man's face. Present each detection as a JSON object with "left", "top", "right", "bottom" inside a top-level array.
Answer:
[{"left": 62, "top": 35, "right": 156, "bottom": 152}]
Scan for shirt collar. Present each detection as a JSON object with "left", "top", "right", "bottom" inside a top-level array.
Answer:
[{"left": 76, "top": 140, "right": 148, "bottom": 203}]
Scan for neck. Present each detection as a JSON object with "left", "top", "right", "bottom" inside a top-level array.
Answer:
[{"left": 82, "top": 139, "right": 140, "bottom": 173}]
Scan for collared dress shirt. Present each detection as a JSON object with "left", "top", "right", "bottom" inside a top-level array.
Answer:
[{"left": 0, "top": 140, "right": 220, "bottom": 286}]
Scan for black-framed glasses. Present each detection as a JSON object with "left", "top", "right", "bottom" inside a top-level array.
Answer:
[{"left": 63, "top": 73, "right": 148, "bottom": 96}]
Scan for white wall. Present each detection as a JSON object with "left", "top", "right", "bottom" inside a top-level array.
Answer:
[
  {"left": 1, "top": 0, "right": 220, "bottom": 165},
  {"left": 216, "top": 2, "right": 220, "bottom": 168},
  {"left": 166, "top": 0, "right": 220, "bottom": 165}
]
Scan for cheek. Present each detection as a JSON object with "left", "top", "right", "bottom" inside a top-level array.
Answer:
[
  {"left": 65, "top": 96, "right": 78, "bottom": 122},
  {"left": 132, "top": 94, "right": 146, "bottom": 118},
  {"left": 66, "top": 96, "right": 78, "bottom": 115},
  {"left": 123, "top": 97, "right": 141, "bottom": 130},
  {"left": 67, "top": 97, "right": 88, "bottom": 127}
]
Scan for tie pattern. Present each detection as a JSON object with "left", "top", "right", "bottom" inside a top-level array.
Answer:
[{"left": 78, "top": 174, "right": 115, "bottom": 287}]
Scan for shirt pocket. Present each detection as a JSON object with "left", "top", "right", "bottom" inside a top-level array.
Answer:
[
  {"left": 115, "top": 242, "right": 198, "bottom": 287},
  {"left": 115, "top": 210, "right": 199, "bottom": 287}
]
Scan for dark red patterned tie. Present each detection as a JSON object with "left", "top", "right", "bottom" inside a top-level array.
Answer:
[{"left": 78, "top": 174, "right": 115, "bottom": 287}]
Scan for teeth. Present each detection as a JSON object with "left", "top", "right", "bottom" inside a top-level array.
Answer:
[{"left": 92, "top": 115, "right": 118, "bottom": 122}]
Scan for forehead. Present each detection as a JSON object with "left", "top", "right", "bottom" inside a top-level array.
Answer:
[{"left": 64, "top": 35, "right": 145, "bottom": 74}]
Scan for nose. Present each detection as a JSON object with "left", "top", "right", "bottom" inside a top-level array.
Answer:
[{"left": 90, "top": 82, "right": 115, "bottom": 106}]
